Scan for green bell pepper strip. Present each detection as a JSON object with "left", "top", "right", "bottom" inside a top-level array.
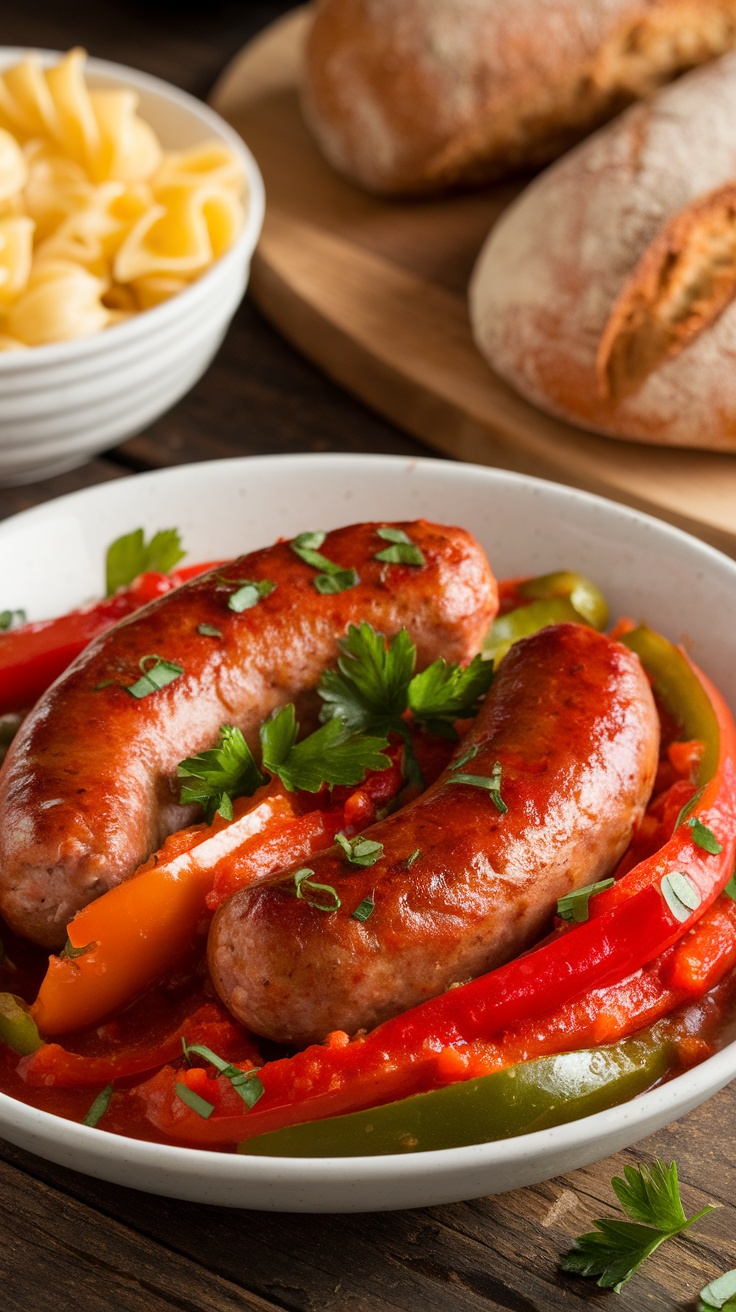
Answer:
[
  {"left": 621, "top": 625, "right": 719, "bottom": 786},
  {"left": 517, "top": 571, "right": 609, "bottom": 630},
  {"left": 0, "top": 993, "right": 43, "bottom": 1056},
  {"left": 592, "top": 625, "right": 724, "bottom": 921},
  {"left": 483, "top": 571, "right": 608, "bottom": 664},
  {"left": 238, "top": 1033, "right": 672, "bottom": 1157}
]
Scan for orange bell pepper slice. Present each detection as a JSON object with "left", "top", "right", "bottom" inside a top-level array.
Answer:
[{"left": 32, "top": 785, "right": 296, "bottom": 1037}]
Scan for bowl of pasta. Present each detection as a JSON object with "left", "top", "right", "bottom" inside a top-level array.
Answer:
[{"left": 0, "top": 48, "right": 265, "bottom": 484}]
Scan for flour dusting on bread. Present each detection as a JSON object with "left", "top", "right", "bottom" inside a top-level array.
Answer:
[{"left": 470, "top": 53, "right": 736, "bottom": 450}]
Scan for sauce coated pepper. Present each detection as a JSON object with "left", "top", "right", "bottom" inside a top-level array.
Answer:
[
  {"left": 484, "top": 570, "right": 608, "bottom": 663},
  {"left": 238, "top": 1034, "right": 672, "bottom": 1157}
]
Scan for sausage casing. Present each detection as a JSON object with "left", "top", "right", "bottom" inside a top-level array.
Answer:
[
  {"left": 208, "top": 624, "right": 660, "bottom": 1045},
  {"left": 0, "top": 520, "right": 496, "bottom": 947}
]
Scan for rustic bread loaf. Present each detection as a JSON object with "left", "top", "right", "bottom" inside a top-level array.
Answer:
[
  {"left": 469, "top": 53, "right": 736, "bottom": 451},
  {"left": 302, "top": 0, "right": 736, "bottom": 196}
]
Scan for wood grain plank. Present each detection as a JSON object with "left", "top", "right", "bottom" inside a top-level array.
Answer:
[{"left": 0, "top": 1151, "right": 283, "bottom": 1312}]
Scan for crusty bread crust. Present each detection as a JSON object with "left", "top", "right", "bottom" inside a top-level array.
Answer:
[
  {"left": 303, "top": 0, "right": 736, "bottom": 196},
  {"left": 470, "top": 53, "right": 736, "bottom": 451}
]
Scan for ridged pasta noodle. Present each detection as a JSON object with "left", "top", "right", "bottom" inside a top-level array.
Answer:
[{"left": 0, "top": 49, "right": 247, "bottom": 349}]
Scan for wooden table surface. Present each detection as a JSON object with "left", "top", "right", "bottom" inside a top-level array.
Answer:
[{"left": 1, "top": 6, "right": 735, "bottom": 1310}]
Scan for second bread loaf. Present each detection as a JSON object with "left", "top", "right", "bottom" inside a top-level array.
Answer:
[{"left": 469, "top": 53, "right": 736, "bottom": 450}]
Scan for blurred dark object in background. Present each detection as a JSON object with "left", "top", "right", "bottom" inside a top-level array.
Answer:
[{"left": 4, "top": 0, "right": 300, "bottom": 99}]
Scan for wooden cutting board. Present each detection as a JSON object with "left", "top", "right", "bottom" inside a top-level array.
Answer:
[{"left": 211, "top": 9, "right": 736, "bottom": 557}]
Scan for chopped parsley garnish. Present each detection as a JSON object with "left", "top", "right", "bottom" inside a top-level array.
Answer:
[
  {"left": 375, "top": 527, "right": 426, "bottom": 568},
  {"left": 294, "top": 867, "right": 341, "bottom": 912},
  {"left": 197, "top": 623, "right": 222, "bottom": 638},
  {"left": 227, "top": 578, "right": 276, "bottom": 613},
  {"left": 561, "top": 1159, "right": 717, "bottom": 1292},
  {"left": 675, "top": 786, "right": 704, "bottom": 830},
  {"left": 260, "top": 704, "right": 389, "bottom": 793},
  {"left": 335, "top": 832, "right": 384, "bottom": 867},
  {"left": 557, "top": 878, "right": 614, "bottom": 924},
  {"left": 406, "top": 849, "right": 421, "bottom": 867},
  {"left": 127, "top": 654, "right": 184, "bottom": 699},
  {"left": 291, "top": 531, "right": 360, "bottom": 595},
  {"left": 105, "top": 528, "right": 185, "bottom": 596},
  {"left": 724, "top": 874, "right": 736, "bottom": 902},
  {"left": 82, "top": 1083, "right": 113, "bottom": 1128},
  {"left": 314, "top": 568, "right": 360, "bottom": 595},
  {"left": 178, "top": 725, "right": 264, "bottom": 822},
  {"left": 175, "top": 1082, "right": 215, "bottom": 1119},
  {"left": 451, "top": 761, "right": 507, "bottom": 814},
  {"left": 352, "top": 895, "right": 375, "bottom": 922},
  {"left": 60, "top": 938, "right": 96, "bottom": 961},
  {"left": 685, "top": 816, "right": 723, "bottom": 855},
  {"left": 182, "top": 1040, "right": 264, "bottom": 1110},
  {"left": 452, "top": 744, "right": 480, "bottom": 770},
  {"left": 0, "top": 609, "right": 26, "bottom": 632},
  {"left": 661, "top": 870, "right": 702, "bottom": 921},
  {"left": 700, "top": 1269, "right": 736, "bottom": 1311}
]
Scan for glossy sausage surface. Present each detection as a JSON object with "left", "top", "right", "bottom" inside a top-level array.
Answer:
[
  {"left": 208, "top": 624, "right": 660, "bottom": 1045},
  {"left": 0, "top": 521, "right": 497, "bottom": 947}
]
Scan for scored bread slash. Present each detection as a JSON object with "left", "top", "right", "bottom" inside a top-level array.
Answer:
[{"left": 597, "top": 181, "right": 736, "bottom": 402}]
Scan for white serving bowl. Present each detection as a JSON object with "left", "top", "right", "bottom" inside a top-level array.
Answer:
[
  {"left": 0, "top": 453, "right": 735, "bottom": 1211},
  {"left": 0, "top": 50, "right": 265, "bottom": 485}
]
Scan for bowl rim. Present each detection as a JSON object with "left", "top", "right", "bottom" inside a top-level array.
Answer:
[
  {"left": 1, "top": 452, "right": 736, "bottom": 1195},
  {"left": 0, "top": 46, "right": 265, "bottom": 371}
]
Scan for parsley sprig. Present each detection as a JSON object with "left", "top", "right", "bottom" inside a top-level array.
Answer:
[
  {"left": 105, "top": 527, "right": 185, "bottom": 596},
  {"left": 176, "top": 622, "right": 492, "bottom": 820},
  {"left": 260, "top": 704, "right": 390, "bottom": 792},
  {"left": 177, "top": 706, "right": 390, "bottom": 820},
  {"left": 318, "top": 621, "right": 493, "bottom": 788},
  {"left": 178, "top": 725, "right": 264, "bottom": 822},
  {"left": 561, "top": 1159, "right": 717, "bottom": 1292}
]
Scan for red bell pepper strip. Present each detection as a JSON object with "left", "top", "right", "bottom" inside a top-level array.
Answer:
[
  {"left": 0, "top": 561, "right": 221, "bottom": 712},
  {"left": 17, "top": 1001, "right": 256, "bottom": 1088},
  {"left": 136, "top": 626, "right": 736, "bottom": 1146}
]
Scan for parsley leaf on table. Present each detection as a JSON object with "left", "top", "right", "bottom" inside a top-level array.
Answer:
[
  {"left": 560, "top": 1160, "right": 717, "bottom": 1292},
  {"left": 700, "top": 1269, "right": 736, "bottom": 1310},
  {"left": 178, "top": 725, "right": 264, "bottom": 822},
  {"left": 105, "top": 527, "right": 185, "bottom": 595}
]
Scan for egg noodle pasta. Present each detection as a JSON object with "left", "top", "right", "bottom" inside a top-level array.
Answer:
[{"left": 0, "top": 49, "right": 247, "bottom": 348}]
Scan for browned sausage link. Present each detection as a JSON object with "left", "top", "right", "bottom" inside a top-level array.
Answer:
[
  {"left": 208, "top": 624, "right": 660, "bottom": 1046},
  {"left": 0, "top": 521, "right": 497, "bottom": 948}
]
